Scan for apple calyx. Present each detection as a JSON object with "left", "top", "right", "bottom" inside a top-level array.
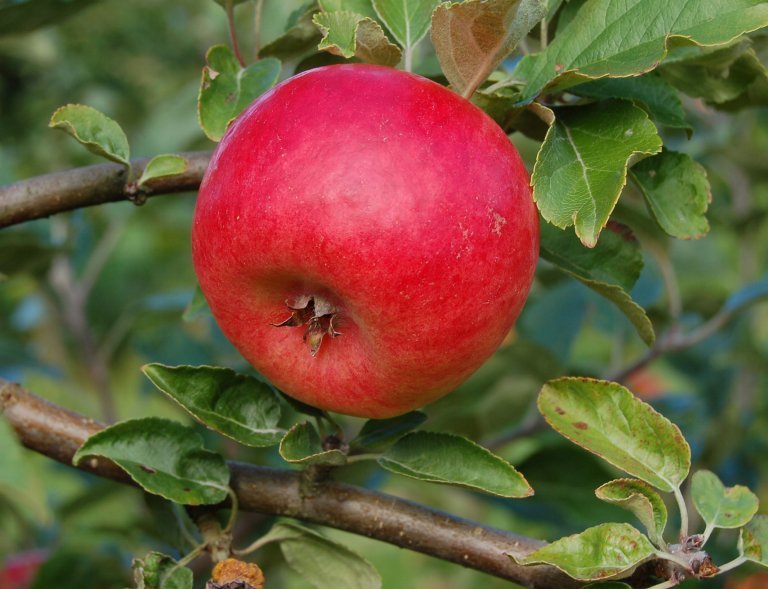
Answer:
[{"left": 272, "top": 294, "right": 341, "bottom": 356}]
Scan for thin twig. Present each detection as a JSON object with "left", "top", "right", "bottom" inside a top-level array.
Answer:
[{"left": 608, "top": 288, "right": 768, "bottom": 384}]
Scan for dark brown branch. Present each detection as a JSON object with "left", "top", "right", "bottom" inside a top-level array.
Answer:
[
  {"left": 0, "top": 151, "right": 211, "bottom": 229},
  {"left": 0, "top": 379, "right": 587, "bottom": 588}
]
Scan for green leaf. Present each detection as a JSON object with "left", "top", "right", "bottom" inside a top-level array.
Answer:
[
  {"left": 273, "top": 522, "right": 382, "bottom": 589},
  {"left": 661, "top": 41, "right": 768, "bottom": 110},
  {"left": 512, "top": 523, "right": 655, "bottom": 581},
  {"left": 137, "top": 154, "right": 188, "bottom": 188},
  {"left": 73, "top": 417, "right": 230, "bottom": 505},
  {"left": 313, "top": 12, "right": 402, "bottom": 66},
  {"left": 539, "top": 219, "right": 654, "bottom": 344},
  {"left": 198, "top": 45, "right": 281, "bottom": 142},
  {"left": 572, "top": 72, "right": 691, "bottom": 132},
  {"left": 0, "top": 228, "right": 62, "bottom": 278},
  {"left": 0, "top": 0, "right": 100, "bottom": 36},
  {"left": 630, "top": 150, "right": 711, "bottom": 240},
  {"left": 532, "top": 100, "right": 662, "bottom": 247},
  {"left": 279, "top": 422, "right": 347, "bottom": 466},
  {"left": 741, "top": 514, "right": 768, "bottom": 567},
  {"left": 511, "top": 0, "right": 768, "bottom": 104},
  {"left": 431, "top": 0, "right": 545, "bottom": 97},
  {"left": 132, "top": 551, "right": 193, "bottom": 589},
  {"left": 142, "top": 364, "right": 284, "bottom": 448},
  {"left": 319, "top": 0, "right": 378, "bottom": 19},
  {"left": 540, "top": 220, "right": 642, "bottom": 293},
  {"left": 0, "top": 416, "right": 49, "bottom": 524},
  {"left": 372, "top": 0, "right": 439, "bottom": 55},
  {"left": 584, "top": 278, "right": 655, "bottom": 345},
  {"left": 378, "top": 431, "right": 532, "bottom": 497},
  {"left": 49, "top": 104, "right": 130, "bottom": 167},
  {"left": 538, "top": 378, "right": 691, "bottom": 492},
  {"left": 692, "top": 470, "right": 759, "bottom": 532},
  {"left": 595, "top": 479, "right": 667, "bottom": 547},
  {"left": 583, "top": 583, "right": 632, "bottom": 589},
  {"left": 351, "top": 411, "right": 427, "bottom": 451},
  {"left": 260, "top": 4, "right": 322, "bottom": 60}
]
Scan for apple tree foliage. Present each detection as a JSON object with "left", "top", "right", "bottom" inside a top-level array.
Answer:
[{"left": 2, "top": 0, "right": 768, "bottom": 588}]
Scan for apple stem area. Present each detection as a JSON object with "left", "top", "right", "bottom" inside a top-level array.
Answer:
[{"left": 271, "top": 294, "right": 341, "bottom": 356}]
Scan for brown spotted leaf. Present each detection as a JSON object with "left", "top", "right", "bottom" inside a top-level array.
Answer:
[
  {"left": 511, "top": 523, "right": 655, "bottom": 581},
  {"left": 538, "top": 378, "right": 691, "bottom": 492}
]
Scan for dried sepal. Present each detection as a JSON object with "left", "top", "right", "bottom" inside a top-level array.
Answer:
[{"left": 272, "top": 294, "right": 342, "bottom": 356}]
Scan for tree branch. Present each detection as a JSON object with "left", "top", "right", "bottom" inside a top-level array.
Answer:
[
  {"left": 0, "top": 378, "right": 585, "bottom": 588},
  {"left": 0, "top": 151, "right": 211, "bottom": 229}
]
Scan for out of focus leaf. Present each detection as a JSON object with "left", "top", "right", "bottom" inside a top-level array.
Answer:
[
  {"left": 182, "top": 286, "right": 211, "bottom": 321},
  {"left": 631, "top": 150, "right": 711, "bottom": 240},
  {"left": 279, "top": 422, "right": 347, "bottom": 465},
  {"left": 272, "top": 522, "right": 382, "bottom": 589},
  {"left": 595, "top": 479, "right": 667, "bottom": 547},
  {"left": 49, "top": 104, "right": 130, "bottom": 167},
  {"left": 0, "top": 0, "right": 100, "bottom": 36},
  {"left": 532, "top": 100, "right": 662, "bottom": 247},
  {"left": 431, "top": 0, "right": 544, "bottom": 96},
  {"left": 29, "top": 546, "right": 129, "bottom": 589},
  {"left": 512, "top": 523, "right": 654, "bottom": 580},
  {"left": 540, "top": 221, "right": 654, "bottom": 345},
  {"left": 142, "top": 364, "right": 285, "bottom": 447},
  {"left": 692, "top": 470, "right": 759, "bottom": 531},
  {"left": 0, "top": 229, "right": 61, "bottom": 278},
  {"left": 0, "top": 417, "right": 49, "bottom": 524},
  {"left": 260, "top": 3, "right": 322, "bottom": 60},
  {"left": 378, "top": 431, "right": 532, "bottom": 497},
  {"left": 661, "top": 43, "right": 768, "bottom": 109},
  {"left": 538, "top": 378, "right": 691, "bottom": 492},
  {"left": 73, "top": 417, "right": 229, "bottom": 505},
  {"left": 319, "top": 0, "right": 377, "bottom": 19},
  {"left": 198, "top": 45, "right": 281, "bottom": 141}
]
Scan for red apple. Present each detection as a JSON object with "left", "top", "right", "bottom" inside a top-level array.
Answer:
[{"left": 192, "top": 64, "right": 538, "bottom": 418}]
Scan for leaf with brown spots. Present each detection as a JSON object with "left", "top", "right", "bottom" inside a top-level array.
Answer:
[
  {"left": 511, "top": 523, "right": 655, "bottom": 581},
  {"left": 538, "top": 378, "right": 690, "bottom": 492},
  {"left": 692, "top": 470, "right": 759, "bottom": 536}
]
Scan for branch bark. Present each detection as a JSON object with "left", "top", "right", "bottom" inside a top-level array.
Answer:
[
  {"left": 0, "top": 151, "right": 210, "bottom": 229},
  {"left": 0, "top": 378, "right": 585, "bottom": 588}
]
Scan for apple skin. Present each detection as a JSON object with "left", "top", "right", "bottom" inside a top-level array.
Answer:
[{"left": 192, "top": 64, "right": 538, "bottom": 418}]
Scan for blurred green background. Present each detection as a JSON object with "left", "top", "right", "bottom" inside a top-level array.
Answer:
[{"left": 1, "top": 1, "right": 767, "bottom": 588}]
